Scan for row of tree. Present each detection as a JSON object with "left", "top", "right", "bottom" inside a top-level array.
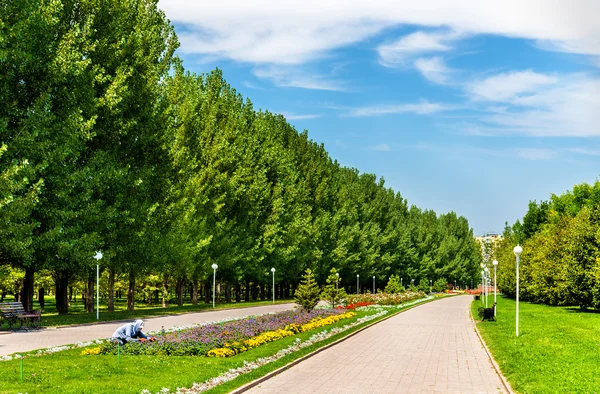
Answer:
[
  {"left": 0, "top": 0, "right": 483, "bottom": 314},
  {"left": 494, "top": 181, "right": 600, "bottom": 309}
]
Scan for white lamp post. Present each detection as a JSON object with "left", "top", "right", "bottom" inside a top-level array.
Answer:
[
  {"left": 373, "top": 276, "right": 375, "bottom": 294},
  {"left": 401, "top": 277, "right": 403, "bottom": 287},
  {"left": 211, "top": 263, "right": 218, "bottom": 309},
  {"left": 429, "top": 279, "right": 432, "bottom": 293},
  {"left": 484, "top": 266, "right": 489, "bottom": 308},
  {"left": 481, "top": 270, "right": 484, "bottom": 304},
  {"left": 271, "top": 268, "right": 276, "bottom": 304},
  {"left": 514, "top": 245, "right": 523, "bottom": 336},
  {"left": 411, "top": 279, "right": 414, "bottom": 288},
  {"left": 93, "top": 251, "right": 103, "bottom": 320},
  {"left": 492, "top": 259, "right": 498, "bottom": 316},
  {"left": 356, "top": 274, "right": 359, "bottom": 295},
  {"left": 336, "top": 272, "right": 340, "bottom": 303}
]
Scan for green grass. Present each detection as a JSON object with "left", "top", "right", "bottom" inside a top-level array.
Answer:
[
  {"left": 0, "top": 295, "right": 293, "bottom": 328},
  {"left": 471, "top": 294, "right": 600, "bottom": 393},
  {"left": 0, "top": 298, "right": 437, "bottom": 393}
]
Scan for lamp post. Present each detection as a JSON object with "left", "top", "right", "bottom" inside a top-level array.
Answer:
[
  {"left": 211, "top": 263, "right": 218, "bottom": 309},
  {"left": 401, "top": 277, "right": 403, "bottom": 287},
  {"left": 373, "top": 276, "right": 375, "bottom": 294},
  {"left": 271, "top": 268, "right": 276, "bottom": 304},
  {"left": 356, "top": 274, "right": 359, "bottom": 295},
  {"left": 93, "top": 251, "right": 103, "bottom": 321},
  {"left": 514, "top": 245, "right": 523, "bottom": 336},
  {"left": 429, "top": 279, "right": 432, "bottom": 293},
  {"left": 492, "top": 259, "right": 498, "bottom": 316},
  {"left": 481, "top": 270, "right": 484, "bottom": 304},
  {"left": 484, "top": 266, "right": 489, "bottom": 308}
]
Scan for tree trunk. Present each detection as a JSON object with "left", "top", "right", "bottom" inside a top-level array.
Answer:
[
  {"left": 192, "top": 279, "right": 198, "bottom": 305},
  {"left": 235, "top": 282, "right": 241, "bottom": 303},
  {"left": 261, "top": 283, "right": 266, "bottom": 300},
  {"left": 225, "top": 282, "right": 232, "bottom": 303},
  {"left": 245, "top": 278, "right": 250, "bottom": 302},
  {"left": 161, "top": 274, "right": 169, "bottom": 307},
  {"left": 21, "top": 266, "right": 35, "bottom": 311},
  {"left": 86, "top": 277, "right": 94, "bottom": 313},
  {"left": 55, "top": 270, "right": 69, "bottom": 315},
  {"left": 127, "top": 272, "right": 135, "bottom": 311},
  {"left": 38, "top": 287, "right": 45, "bottom": 308},
  {"left": 108, "top": 269, "right": 115, "bottom": 312},
  {"left": 204, "top": 279, "right": 211, "bottom": 304},
  {"left": 176, "top": 278, "right": 184, "bottom": 307}
]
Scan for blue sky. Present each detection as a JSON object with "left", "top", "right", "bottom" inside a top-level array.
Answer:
[{"left": 159, "top": 1, "right": 600, "bottom": 235}]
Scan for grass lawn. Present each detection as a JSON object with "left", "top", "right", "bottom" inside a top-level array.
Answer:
[
  {"left": 0, "top": 295, "right": 293, "bottom": 328},
  {"left": 0, "top": 298, "right": 436, "bottom": 393},
  {"left": 471, "top": 294, "right": 600, "bottom": 393}
]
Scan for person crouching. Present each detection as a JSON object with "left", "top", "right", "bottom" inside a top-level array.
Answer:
[{"left": 110, "top": 319, "right": 156, "bottom": 345}]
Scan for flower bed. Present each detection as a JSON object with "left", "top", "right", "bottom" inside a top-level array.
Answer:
[
  {"left": 345, "top": 290, "right": 426, "bottom": 306},
  {"left": 206, "top": 312, "right": 356, "bottom": 357},
  {"left": 98, "top": 309, "right": 346, "bottom": 357},
  {"left": 345, "top": 301, "right": 374, "bottom": 309}
]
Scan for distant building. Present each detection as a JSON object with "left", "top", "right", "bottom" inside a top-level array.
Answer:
[{"left": 474, "top": 233, "right": 503, "bottom": 260}]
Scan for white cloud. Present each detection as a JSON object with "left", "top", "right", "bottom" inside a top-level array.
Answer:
[
  {"left": 160, "top": 0, "right": 600, "bottom": 64},
  {"left": 280, "top": 112, "right": 322, "bottom": 120},
  {"left": 414, "top": 56, "right": 453, "bottom": 84},
  {"left": 467, "top": 70, "right": 558, "bottom": 102},
  {"left": 515, "top": 148, "right": 556, "bottom": 160},
  {"left": 468, "top": 73, "right": 600, "bottom": 137},
  {"left": 347, "top": 100, "right": 449, "bottom": 117},
  {"left": 253, "top": 66, "right": 346, "bottom": 91},
  {"left": 568, "top": 147, "right": 600, "bottom": 156},
  {"left": 377, "top": 30, "right": 460, "bottom": 67},
  {"left": 368, "top": 144, "right": 392, "bottom": 151}
]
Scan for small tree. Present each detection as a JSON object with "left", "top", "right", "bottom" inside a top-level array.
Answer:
[
  {"left": 295, "top": 269, "right": 321, "bottom": 312},
  {"left": 384, "top": 274, "right": 404, "bottom": 293},
  {"left": 321, "top": 268, "right": 347, "bottom": 308},
  {"left": 433, "top": 278, "right": 447, "bottom": 292}
]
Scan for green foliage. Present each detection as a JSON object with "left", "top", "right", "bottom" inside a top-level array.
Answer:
[
  {"left": 498, "top": 180, "right": 600, "bottom": 309},
  {"left": 384, "top": 274, "right": 403, "bottom": 294},
  {"left": 433, "top": 278, "right": 448, "bottom": 292},
  {"left": 321, "top": 268, "right": 347, "bottom": 308},
  {"left": 1, "top": 0, "right": 482, "bottom": 315},
  {"left": 294, "top": 269, "right": 321, "bottom": 311}
]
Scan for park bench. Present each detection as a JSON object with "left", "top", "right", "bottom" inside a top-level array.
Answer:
[
  {"left": 0, "top": 302, "right": 42, "bottom": 330},
  {"left": 478, "top": 302, "right": 496, "bottom": 321}
]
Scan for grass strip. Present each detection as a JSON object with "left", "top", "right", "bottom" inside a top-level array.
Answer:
[{"left": 471, "top": 294, "right": 600, "bottom": 393}]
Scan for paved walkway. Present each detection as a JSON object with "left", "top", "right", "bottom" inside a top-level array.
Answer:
[
  {"left": 247, "top": 296, "right": 506, "bottom": 394},
  {"left": 0, "top": 303, "right": 295, "bottom": 356}
]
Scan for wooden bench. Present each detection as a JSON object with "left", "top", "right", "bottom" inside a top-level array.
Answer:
[{"left": 0, "top": 302, "right": 42, "bottom": 330}]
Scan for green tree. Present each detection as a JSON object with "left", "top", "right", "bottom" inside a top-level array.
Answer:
[
  {"left": 384, "top": 274, "right": 403, "bottom": 294},
  {"left": 321, "top": 268, "right": 347, "bottom": 308},
  {"left": 294, "top": 269, "right": 321, "bottom": 312}
]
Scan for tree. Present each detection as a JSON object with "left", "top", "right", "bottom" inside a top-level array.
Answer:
[
  {"left": 321, "top": 268, "right": 347, "bottom": 308},
  {"left": 294, "top": 269, "right": 321, "bottom": 312},
  {"left": 384, "top": 274, "right": 403, "bottom": 294}
]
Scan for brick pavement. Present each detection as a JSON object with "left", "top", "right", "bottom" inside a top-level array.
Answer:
[
  {"left": 247, "top": 296, "right": 506, "bottom": 394},
  {"left": 0, "top": 303, "right": 295, "bottom": 357}
]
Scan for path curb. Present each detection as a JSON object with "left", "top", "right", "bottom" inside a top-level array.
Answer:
[
  {"left": 470, "top": 302, "right": 514, "bottom": 394},
  {"left": 231, "top": 296, "right": 441, "bottom": 394}
]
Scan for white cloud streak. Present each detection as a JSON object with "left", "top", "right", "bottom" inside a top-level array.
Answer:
[
  {"left": 515, "top": 148, "right": 556, "bottom": 160},
  {"left": 253, "top": 66, "right": 346, "bottom": 91},
  {"left": 467, "top": 73, "right": 600, "bottom": 137},
  {"left": 414, "top": 56, "right": 453, "bottom": 84},
  {"left": 161, "top": 0, "right": 600, "bottom": 65},
  {"left": 280, "top": 112, "right": 322, "bottom": 120},
  {"left": 346, "top": 100, "right": 450, "bottom": 117},
  {"left": 368, "top": 144, "right": 392, "bottom": 151},
  {"left": 568, "top": 148, "right": 600, "bottom": 156}
]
